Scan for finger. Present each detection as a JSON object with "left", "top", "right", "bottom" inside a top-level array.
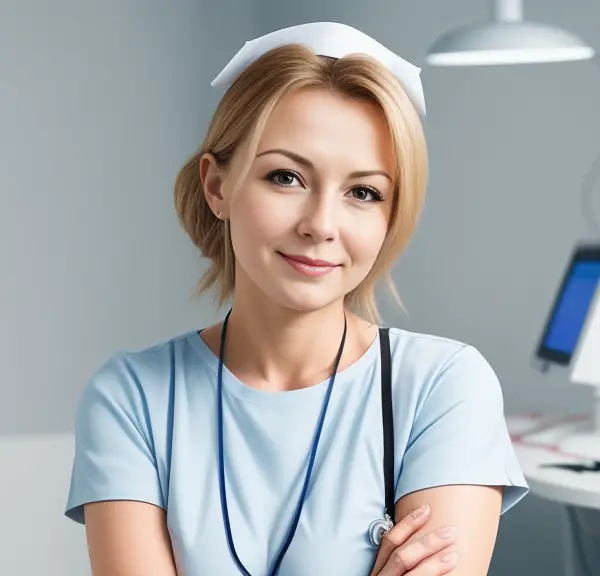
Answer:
[
  {"left": 370, "top": 505, "right": 430, "bottom": 575},
  {"left": 405, "top": 549, "right": 458, "bottom": 575},
  {"left": 376, "top": 525, "right": 458, "bottom": 576}
]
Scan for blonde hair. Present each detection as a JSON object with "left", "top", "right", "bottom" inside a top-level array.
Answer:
[{"left": 174, "top": 44, "right": 428, "bottom": 324}]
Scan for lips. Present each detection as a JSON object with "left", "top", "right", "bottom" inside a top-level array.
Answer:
[
  {"left": 277, "top": 252, "right": 340, "bottom": 277},
  {"left": 279, "top": 253, "right": 338, "bottom": 267}
]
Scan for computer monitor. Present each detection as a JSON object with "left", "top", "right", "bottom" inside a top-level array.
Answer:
[{"left": 535, "top": 245, "right": 600, "bottom": 367}]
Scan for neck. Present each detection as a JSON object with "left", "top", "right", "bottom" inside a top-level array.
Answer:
[{"left": 221, "top": 292, "right": 374, "bottom": 392}]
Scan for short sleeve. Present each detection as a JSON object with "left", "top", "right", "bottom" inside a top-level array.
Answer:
[
  {"left": 65, "top": 353, "right": 165, "bottom": 524},
  {"left": 396, "top": 345, "right": 529, "bottom": 515}
]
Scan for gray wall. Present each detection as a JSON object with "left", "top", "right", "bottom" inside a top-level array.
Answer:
[
  {"left": 1, "top": 0, "right": 258, "bottom": 437},
  {"left": 1, "top": 1, "right": 258, "bottom": 574},
  {"left": 3, "top": 0, "right": 599, "bottom": 574},
  {"left": 259, "top": 1, "right": 600, "bottom": 575}
]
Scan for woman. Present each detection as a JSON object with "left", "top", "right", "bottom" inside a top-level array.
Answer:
[{"left": 65, "top": 22, "right": 529, "bottom": 576}]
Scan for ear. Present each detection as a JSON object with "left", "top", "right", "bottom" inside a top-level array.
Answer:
[{"left": 200, "top": 153, "right": 228, "bottom": 219}]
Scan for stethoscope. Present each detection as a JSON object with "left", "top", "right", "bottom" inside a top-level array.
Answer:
[{"left": 216, "top": 311, "right": 395, "bottom": 574}]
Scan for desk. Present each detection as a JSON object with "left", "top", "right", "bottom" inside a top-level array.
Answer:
[
  {"left": 511, "top": 444, "right": 600, "bottom": 511},
  {"left": 508, "top": 414, "right": 600, "bottom": 576},
  {"left": 507, "top": 414, "right": 600, "bottom": 510}
]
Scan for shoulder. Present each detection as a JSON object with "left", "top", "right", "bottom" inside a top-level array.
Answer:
[
  {"left": 66, "top": 330, "right": 203, "bottom": 525},
  {"left": 387, "top": 326, "right": 471, "bottom": 365},
  {"left": 78, "top": 329, "right": 204, "bottom": 414},
  {"left": 388, "top": 327, "right": 529, "bottom": 519},
  {"left": 386, "top": 326, "right": 501, "bottom": 405},
  {"left": 386, "top": 326, "right": 494, "bottom": 378}
]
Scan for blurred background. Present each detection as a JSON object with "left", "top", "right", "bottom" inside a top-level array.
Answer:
[{"left": 1, "top": 0, "right": 599, "bottom": 573}]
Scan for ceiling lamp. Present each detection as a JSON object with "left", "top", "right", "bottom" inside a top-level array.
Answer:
[{"left": 426, "top": 0, "right": 595, "bottom": 66}]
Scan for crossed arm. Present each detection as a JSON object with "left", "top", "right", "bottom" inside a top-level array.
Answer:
[
  {"left": 84, "top": 484, "right": 502, "bottom": 576},
  {"left": 393, "top": 484, "right": 504, "bottom": 575}
]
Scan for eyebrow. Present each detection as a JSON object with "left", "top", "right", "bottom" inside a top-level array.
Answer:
[{"left": 255, "top": 148, "right": 393, "bottom": 182}]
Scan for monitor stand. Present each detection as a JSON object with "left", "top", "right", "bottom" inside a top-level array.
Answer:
[{"left": 559, "top": 389, "right": 600, "bottom": 460}]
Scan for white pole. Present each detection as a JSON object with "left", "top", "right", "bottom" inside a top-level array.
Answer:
[
  {"left": 494, "top": 0, "right": 523, "bottom": 23},
  {"left": 571, "top": 282, "right": 600, "bottom": 434},
  {"left": 594, "top": 388, "right": 600, "bottom": 434}
]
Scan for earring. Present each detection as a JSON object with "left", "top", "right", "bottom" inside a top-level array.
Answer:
[{"left": 216, "top": 211, "right": 222, "bottom": 220}]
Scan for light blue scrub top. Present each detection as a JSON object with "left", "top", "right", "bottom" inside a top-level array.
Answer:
[{"left": 65, "top": 327, "right": 529, "bottom": 575}]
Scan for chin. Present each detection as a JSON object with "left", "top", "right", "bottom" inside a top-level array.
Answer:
[{"left": 270, "top": 285, "right": 343, "bottom": 314}]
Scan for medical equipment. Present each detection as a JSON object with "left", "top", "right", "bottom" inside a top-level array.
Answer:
[{"left": 535, "top": 245, "right": 600, "bottom": 460}]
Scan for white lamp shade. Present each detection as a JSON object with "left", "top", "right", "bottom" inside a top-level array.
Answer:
[{"left": 426, "top": 21, "right": 595, "bottom": 66}]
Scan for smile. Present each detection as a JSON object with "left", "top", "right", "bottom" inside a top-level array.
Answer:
[{"left": 278, "top": 252, "right": 339, "bottom": 277}]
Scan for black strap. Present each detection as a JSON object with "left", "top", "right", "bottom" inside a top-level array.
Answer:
[{"left": 379, "top": 327, "right": 395, "bottom": 521}]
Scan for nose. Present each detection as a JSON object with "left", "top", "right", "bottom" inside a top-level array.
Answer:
[{"left": 296, "top": 192, "right": 339, "bottom": 243}]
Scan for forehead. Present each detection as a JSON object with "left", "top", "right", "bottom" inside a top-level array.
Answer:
[{"left": 256, "top": 88, "right": 395, "bottom": 172}]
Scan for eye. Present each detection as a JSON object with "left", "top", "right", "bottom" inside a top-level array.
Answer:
[
  {"left": 348, "top": 186, "right": 384, "bottom": 203},
  {"left": 265, "top": 169, "right": 384, "bottom": 203},
  {"left": 266, "top": 169, "right": 302, "bottom": 188}
]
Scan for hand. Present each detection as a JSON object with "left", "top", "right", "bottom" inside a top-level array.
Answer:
[{"left": 369, "top": 505, "right": 458, "bottom": 575}]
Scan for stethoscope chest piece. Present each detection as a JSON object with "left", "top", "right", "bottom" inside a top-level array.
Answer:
[{"left": 368, "top": 514, "right": 394, "bottom": 547}]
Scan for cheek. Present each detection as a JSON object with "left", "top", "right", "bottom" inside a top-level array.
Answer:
[
  {"left": 230, "top": 187, "right": 286, "bottom": 249},
  {"left": 346, "top": 214, "right": 388, "bottom": 266}
]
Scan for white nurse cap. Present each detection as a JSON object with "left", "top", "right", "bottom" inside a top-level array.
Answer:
[{"left": 211, "top": 21, "right": 426, "bottom": 117}]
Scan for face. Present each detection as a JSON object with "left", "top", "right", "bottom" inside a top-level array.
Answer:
[{"left": 203, "top": 88, "right": 396, "bottom": 313}]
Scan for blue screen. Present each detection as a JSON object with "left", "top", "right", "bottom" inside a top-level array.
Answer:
[{"left": 544, "top": 261, "right": 600, "bottom": 354}]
